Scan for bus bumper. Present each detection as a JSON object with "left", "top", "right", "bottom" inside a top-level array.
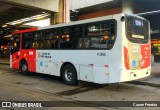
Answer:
[{"left": 120, "top": 68, "right": 151, "bottom": 82}]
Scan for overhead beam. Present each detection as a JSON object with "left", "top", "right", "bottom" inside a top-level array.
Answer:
[
  {"left": 0, "top": 3, "right": 13, "bottom": 12},
  {"left": 0, "top": 0, "right": 59, "bottom": 12},
  {"left": 0, "top": 10, "right": 39, "bottom": 26}
]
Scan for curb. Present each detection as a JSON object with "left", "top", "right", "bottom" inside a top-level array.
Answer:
[
  {"left": 0, "top": 63, "right": 10, "bottom": 65},
  {"left": 130, "top": 81, "right": 160, "bottom": 88}
]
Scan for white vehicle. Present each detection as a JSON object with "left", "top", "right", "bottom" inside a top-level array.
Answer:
[{"left": 10, "top": 13, "right": 151, "bottom": 85}]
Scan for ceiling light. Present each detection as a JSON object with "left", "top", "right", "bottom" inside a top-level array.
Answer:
[
  {"left": 2, "top": 25, "right": 7, "bottom": 28},
  {"left": 5, "top": 13, "right": 51, "bottom": 26}
]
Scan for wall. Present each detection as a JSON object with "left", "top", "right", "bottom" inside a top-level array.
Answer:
[
  {"left": 78, "top": 7, "right": 122, "bottom": 20},
  {"left": 122, "top": 0, "right": 134, "bottom": 14},
  {"left": 70, "top": 0, "right": 113, "bottom": 10}
]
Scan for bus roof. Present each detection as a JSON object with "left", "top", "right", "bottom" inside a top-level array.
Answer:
[
  {"left": 38, "top": 14, "right": 116, "bottom": 31},
  {"left": 12, "top": 13, "right": 136, "bottom": 34}
]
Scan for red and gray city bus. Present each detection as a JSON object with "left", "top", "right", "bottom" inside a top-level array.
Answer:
[{"left": 10, "top": 13, "right": 151, "bottom": 85}]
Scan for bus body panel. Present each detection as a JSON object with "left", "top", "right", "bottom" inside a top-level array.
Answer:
[
  {"left": 10, "top": 28, "right": 37, "bottom": 70},
  {"left": 122, "top": 42, "right": 151, "bottom": 82},
  {"left": 11, "top": 49, "right": 37, "bottom": 72},
  {"left": 127, "top": 42, "right": 151, "bottom": 70},
  {"left": 141, "top": 43, "right": 151, "bottom": 69},
  {"left": 11, "top": 52, "right": 20, "bottom": 69},
  {"left": 20, "top": 49, "right": 36, "bottom": 72},
  {"left": 36, "top": 50, "right": 65, "bottom": 76},
  {"left": 35, "top": 50, "right": 109, "bottom": 84},
  {"left": 120, "top": 68, "right": 150, "bottom": 82},
  {"left": 120, "top": 14, "right": 151, "bottom": 82},
  {"left": 65, "top": 50, "right": 109, "bottom": 83},
  {"left": 108, "top": 13, "right": 123, "bottom": 83}
]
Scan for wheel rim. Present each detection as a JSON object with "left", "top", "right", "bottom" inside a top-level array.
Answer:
[
  {"left": 22, "top": 64, "right": 27, "bottom": 72},
  {"left": 64, "top": 69, "right": 73, "bottom": 82}
]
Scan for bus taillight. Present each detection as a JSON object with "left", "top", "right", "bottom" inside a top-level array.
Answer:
[{"left": 124, "top": 46, "right": 130, "bottom": 70}]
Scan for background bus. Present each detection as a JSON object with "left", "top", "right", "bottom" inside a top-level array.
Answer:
[{"left": 10, "top": 13, "right": 151, "bottom": 85}]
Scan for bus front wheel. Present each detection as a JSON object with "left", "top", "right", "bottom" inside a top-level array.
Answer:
[
  {"left": 62, "top": 64, "right": 78, "bottom": 85},
  {"left": 20, "top": 61, "right": 29, "bottom": 75}
]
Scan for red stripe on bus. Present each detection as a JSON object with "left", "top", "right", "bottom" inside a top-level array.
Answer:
[{"left": 124, "top": 46, "right": 130, "bottom": 70}]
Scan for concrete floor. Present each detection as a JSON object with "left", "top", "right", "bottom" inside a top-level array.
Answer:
[{"left": 0, "top": 64, "right": 160, "bottom": 110}]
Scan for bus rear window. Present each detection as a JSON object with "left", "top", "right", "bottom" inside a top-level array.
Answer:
[{"left": 126, "top": 16, "right": 149, "bottom": 44}]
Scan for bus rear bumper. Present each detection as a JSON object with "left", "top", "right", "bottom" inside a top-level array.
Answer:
[{"left": 120, "top": 68, "right": 151, "bottom": 82}]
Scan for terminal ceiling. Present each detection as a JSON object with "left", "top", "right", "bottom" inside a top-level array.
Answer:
[{"left": 0, "top": 1, "right": 54, "bottom": 28}]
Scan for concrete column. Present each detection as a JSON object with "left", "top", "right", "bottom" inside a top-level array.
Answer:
[
  {"left": 53, "top": 0, "right": 63, "bottom": 24},
  {"left": 50, "top": 14, "right": 56, "bottom": 25},
  {"left": 122, "top": 0, "right": 134, "bottom": 14},
  {"left": 65, "top": 0, "right": 70, "bottom": 23},
  {"left": 51, "top": 0, "right": 70, "bottom": 25}
]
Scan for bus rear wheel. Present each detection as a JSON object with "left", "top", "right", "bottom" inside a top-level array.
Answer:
[
  {"left": 62, "top": 64, "right": 78, "bottom": 85},
  {"left": 20, "top": 61, "right": 29, "bottom": 75}
]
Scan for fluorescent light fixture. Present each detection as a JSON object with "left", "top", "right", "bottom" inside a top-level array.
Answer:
[
  {"left": 5, "top": 13, "right": 51, "bottom": 26},
  {"left": 4, "top": 34, "right": 12, "bottom": 38},
  {"left": 24, "top": 18, "right": 50, "bottom": 27},
  {"left": 2, "top": 25, "right": 7, "bottom": 27}
]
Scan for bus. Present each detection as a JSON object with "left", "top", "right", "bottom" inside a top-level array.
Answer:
[{"left": 10, "top": 13, "right": 151, "bottom": 85}]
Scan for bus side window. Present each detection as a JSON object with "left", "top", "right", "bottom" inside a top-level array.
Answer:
[
  {"left": 33, "top": 31, "right": 45, "bottom": 49},
  {"left": 60, "top": 28, "right": 73, "bottom": 49},
  {"left": 22, "top": 33, "right": 33, "bottom": 49},
  {"left": 45, "top": 29, "right": 59, "bottom": 49},
  {"left": 86, "top": 20, "right": 116, "bottom": 49}
]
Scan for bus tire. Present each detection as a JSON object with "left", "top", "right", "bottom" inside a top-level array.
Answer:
[
  {"left": 62, "top": 64, "right": 78, "bottom": 85},
  {"left": 20, "top": 61, "right": 29, "bottom": 75}
]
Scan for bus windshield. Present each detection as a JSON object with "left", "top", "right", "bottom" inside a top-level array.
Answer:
[{"left": 126, "top": 15, "right": 149, "bottom": 44}]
